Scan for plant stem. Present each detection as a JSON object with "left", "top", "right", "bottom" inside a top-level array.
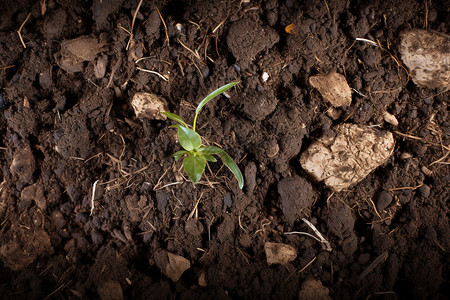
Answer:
[{"left": 192, "top": 112, "right": 199, "bottom": 132}]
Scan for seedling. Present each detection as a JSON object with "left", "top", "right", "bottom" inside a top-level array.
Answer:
[{"left": 163, "top": 82, "right": 244, "bottom": 189}]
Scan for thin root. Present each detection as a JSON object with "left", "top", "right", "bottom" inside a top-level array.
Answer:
[{"left": 126, "top": 0, "right": 144, "bottom": 51}]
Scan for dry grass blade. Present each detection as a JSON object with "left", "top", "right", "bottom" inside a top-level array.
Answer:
[
  {"left": 18, "top": 13, "right": 31, "bottom": 48},
  {"left": 40, "top": 0, "right": 47, "bottom": 16},
  {"left": 156, "top": 6, "right": 169, "bottom": 45},
  {"left": 360, "top": 251, "right": 388, "bottom": 279},
  {"left": 285, "top": 218, "right": 332, "bottom": 251}
]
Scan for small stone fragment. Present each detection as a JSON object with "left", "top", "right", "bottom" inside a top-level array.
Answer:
[
  {"left": 383, "top": 111, "right": 399, "bottom": 126},
  {"left": 165, "top": 252, "right": 190, "bottom": 282},
  {"left": 265, "top": 242, "right": 297, "bottom": 266},
  {"left": 244, "top": 161, "right": 257, "bottom": 194},
  {"left": 198, "top": 271, "right": 208, "bottom": 287},
  {"left": 298, "top": 279, "right": 332, "bottom": 300},
  {"left": 300, "top": 124, "right": 395, "bottom": 192},
  {"left": 131, "top": 92, "right": 168, "bottom": 120},
  {"left": 154, "top": 250, "right": 191, "bottom": 282},
  {"left": 377, "top": 190, "right": 392, "bottom": 211},
  {"left": 418, "top": 185, "right": 431, "bottom": 198},
  {"left": 399, "top": 29, "right": 449, "bottom": 88},
  {"left": 97, "top": 280, "right": 123, "bottom": 300},
  {"left": 400, "top": 152, "right": 413, "bottom": 160},
  {"left": 309, "top": 73, "right": 352, "bottom": 107},
  {"left": 94, "top": 55, "right": 108, "bottom": 79}
]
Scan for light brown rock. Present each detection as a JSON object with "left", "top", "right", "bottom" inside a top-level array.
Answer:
[
  {"left": 399, "top": 29, "right": 449, "bottom": 88},
  {"left": 383, "top": 111, "right": 399, "bottom": 126},
  {"left": 309, "top": 73, "right": 352, "bottom": 107},
  {"left": 298, "top": 279, "right": 332, "bottom": 300},
  {"left": 264, "top": 242, "right": 297, "bottom": 266},
  {"left": 165, "top": 252, "right": 191, "bottom": 282},
  {"left": 131, "top": 92, "right": 168, "bottom": 120},
  {"left": 198, "top": 271, "right": 208, "bottom": 287},
  {"left": 300, "top": 123, "right": 394, "bottom": 192}
]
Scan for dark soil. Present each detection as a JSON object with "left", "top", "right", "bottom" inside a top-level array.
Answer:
[{"left": 0, "top": 0, "right": 449, "bottom": 299}]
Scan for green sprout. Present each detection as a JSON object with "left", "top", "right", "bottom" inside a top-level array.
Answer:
[{"left": 162, "top": 81, "right": 244, "bottom": 189}]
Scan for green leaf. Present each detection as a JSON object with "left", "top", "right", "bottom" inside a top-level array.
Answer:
[
  {"left": 193, "top": 81, "right": 240, "bottom": 131},
  {"left": 203, "top": 154, "right": 217, "bottom": 162},
  {"left": 198, "top": 145, "right": 224, "bottom": 155},
  {"left": 219, "top": 151, "right": 244, "bottom": 189},
  {"left": 174, "top": 150, "right": 189, "bottom": 161},
  {"left": 183, "top": 155, "right": 207, "bottom": 184},
  {"left": 162, "top": 112, "right": 189, "bottom": 128},
  {"left": 171, "top": 125, "right": 202, "bottom": 151}
]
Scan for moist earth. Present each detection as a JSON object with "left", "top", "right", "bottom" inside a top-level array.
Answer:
[{"left": 0, "top": 0, "right": 449, "bottom": 299}]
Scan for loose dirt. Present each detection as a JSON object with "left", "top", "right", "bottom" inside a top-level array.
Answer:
[{"left": 0, "top": 0, "right": 448, "bottom": 299}]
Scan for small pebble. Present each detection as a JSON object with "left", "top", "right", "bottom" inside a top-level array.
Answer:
[
  {"left": 419, "top": 185, "right": 431, "bottom": 198},
  {"left": 383, "top": 111, "right": 398, "bottom": 126},
  {"left": 377, "top": 190, "right": 392, "bottom": 211},
  {"left": 51, "top": 210, "right": 67, "bottom": 230}
]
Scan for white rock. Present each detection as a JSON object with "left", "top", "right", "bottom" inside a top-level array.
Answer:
[
  {"left": 131, "top": 92, "right": 168, "bottom": 120},
  {"left": 309, "top": 72, "right": 352, "bottom": 107},
  {"left": 399, "top": 29, "right": 449, "bottom": 88},
  {"left": 300, "top": 123, "right": 395, "bottom": 192},
  {"left": 262, "top": 72, "right": 269, "bottom": 82},
  {"left": 264, "top": 242, "right": 297, "bottom": 266}
]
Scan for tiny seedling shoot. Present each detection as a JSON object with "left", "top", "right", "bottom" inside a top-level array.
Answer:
[{"left": 163, "top": 82, "right": 244, "bottom": 189}]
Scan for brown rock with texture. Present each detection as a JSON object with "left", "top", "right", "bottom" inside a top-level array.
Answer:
[
  {"left": 131, "top": 92, "right": 168, "bottom": 120},
  {"left": 309, "top": 72, "right": 352, "bottom": 107},
  {"left": 265, "top": 242, "right": 297, "bottom": 266},
  {"left": 300, "top": 123, "right": 394, "bottom": 192},
  {"left": 399, "top": 29, "right": 449, "bottom": 88}
]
